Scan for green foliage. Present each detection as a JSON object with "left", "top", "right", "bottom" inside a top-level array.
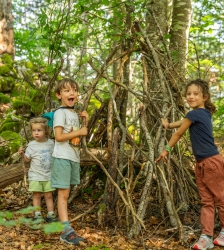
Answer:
[
  {"left": 0, "top": 65, "right": 11, "bottom": 75},
  {"left": 0, "top": 206, "right": 63, "bottom": 234},
  {"left": 12, "top": 99, "right": 29, "bottom": 109},
  {"left": 1, "top": 54, "right": 13, "bottom": 65},
  {"left": 33, "top": 243, "right": 51, "bottom": 249},
  {"left": 43, "top": 221, "right": 63, "bottom": 234},
  {"left": 213, "top": 98, "right": 224, "bottom": 136},
  {"left": 189, "top": 0, "right": 223, "bottom": 79},
  {"left": 86, "top": 244, "right": 110, "bottom": 250},
  {"left": 82, "top": 186, "right": 93, "bottom": 195},
  {"left": 0, "top": 121, "right": 21, "bottom": 134},
  {"left": 12, "top": 99, "right": 31, "bottom": 116},
  {"left": 0, "top": 55, "right": 17, "bottom": 78},
  {"left": 0, "top": 76, "right": 15, "bottom": 92},
  {"left": 30, "top": 91, "right": 44, "bottom": 116},
  {"left": 0, "top": 114, "right": 23, "bottom": 134},
  {"left": 98, "top": 203, "right": 106, "bottom": 212},
  {"left": 0, "top": 131, "right": 23, "bottom": 162},
  {"left": 25, "top": 61, "right": 33, "bottom": 69},
  {"left": 0, "top": 93, "right": 11, "bottom": 104}
]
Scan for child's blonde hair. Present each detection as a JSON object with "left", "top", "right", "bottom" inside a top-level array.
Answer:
[{"left": 29, "top": 117, "right": 50, "bottom": 137}]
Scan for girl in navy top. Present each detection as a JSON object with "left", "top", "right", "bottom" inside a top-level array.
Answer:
[{"left": 156, "top": 79, "right": 224, "bottom": 250}]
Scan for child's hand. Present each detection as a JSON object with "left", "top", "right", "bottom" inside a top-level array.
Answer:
[
  {"left": 18, "top": 147, "right": 24, "bottom": 155},
  {"left": 155, "top": 149, "right": 168, "bottom": 163},
  {"left": 161, "top": 118, "right": 169, "bottom": 129},
  {"left": 79, "top": 111, "right": 89, "bottom": 126},
  {"left": 79, "top": 111, "right": 89, "bottom": 118},
  {"left": 79, "top": 127, "right": 88, "bottom": 136}
]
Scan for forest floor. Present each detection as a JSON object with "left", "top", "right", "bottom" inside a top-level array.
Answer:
[{"left": 1, "top": 137, "right": 224, "bottom": 250}]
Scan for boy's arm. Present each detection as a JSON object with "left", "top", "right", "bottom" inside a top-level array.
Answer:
[{"left": 54, "top": 126, "right": 88, "bottom": 142}]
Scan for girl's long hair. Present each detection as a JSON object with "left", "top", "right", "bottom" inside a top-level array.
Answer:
[{"left": 185, "top": 79, "right": 216, "bottom": 114}]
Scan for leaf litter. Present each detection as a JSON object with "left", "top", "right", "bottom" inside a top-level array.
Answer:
[{"left": 1, "top": 137, "right": 224, "bottom": 249}]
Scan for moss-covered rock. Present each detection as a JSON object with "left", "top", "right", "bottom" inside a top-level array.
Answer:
[
  {"left": 12, "top": 99, "right": 32, "bottom": 117},
  {"left": 0, "top": 93, "right": 11, "bottom": 104},
  {"left": 10, "top": 82, "right": 30, "bottom": 99},
  {"left": 1, "top": 54, "right": 13, "bottom": 65},
  {"left": 30, "top": 91, "right": 44, "bottom": 116},
  {"left": 0, "top": 55, "right": 18, "bottom": 78},
  {"left": 0, "top": 131, "right": 23, "bottom": 164},
  {"left": 0, "top": 114, "right": 22, "bottom": 133},
  {"left": 0, "top": 65, "right": 10, "bottom": 75},
  {"left": 0, "top": 76, "right": 15, "bottom": 92},
  {"left": 25, "top": 61, "right": 33, "bottom": 69}
]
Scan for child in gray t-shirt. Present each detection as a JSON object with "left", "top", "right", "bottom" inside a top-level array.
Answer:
[
  {"left": 19, "top": 117, "right": 56, "bottom": 222},
  {"left": 51, "top": 78, "right": 88, "bottom": 245}
]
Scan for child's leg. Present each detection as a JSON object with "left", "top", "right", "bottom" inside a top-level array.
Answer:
[
  {"left": 206, "top": 154, "right": 224, "bottom": 248},
  {"left": 210, "top": 155, "right": 224, "bottom": 228},
  {"left": 33, "top": 192, "right": 42, "bottom": 211},
  {"left": 44, "top": 191, "right": 54, "bottom": 212},
  {"left": 44, "top": 191, "right": 57, "bottom": 222},
  {"left": 196, "top": 155, "right": 224, "bottom": 236},
  {"left": 58, "top": 187, "right": 85, "bottom": 245},
  {"left": 195, "top": 161, "right": 215, "bottom": 237},
  {"left": 58, "top": 188, "right": 70, "bottom": 223}
]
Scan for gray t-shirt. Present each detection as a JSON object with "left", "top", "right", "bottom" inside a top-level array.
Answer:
[
  {"left": 52, "top": 108, "right": 80, "bottom": 163},
  {"left": 25, "top": 139, "right": 54, "bottom": 181}
]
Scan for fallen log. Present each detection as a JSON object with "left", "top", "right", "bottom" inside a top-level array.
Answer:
[
  {"left": 0, "top": 149, "right": 110, "bottom": 189},
  {"left": 0, "top": 148, "right": 145, "bottom": 189}
]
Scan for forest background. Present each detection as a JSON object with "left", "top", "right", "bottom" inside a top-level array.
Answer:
[{"left": 0, "top": 0, "right": 224, "bottom": 249}]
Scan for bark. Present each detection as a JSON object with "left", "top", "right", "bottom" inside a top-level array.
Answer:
[
  {"left": 0, "top": 163, "right": 25, "bottom": 189},
  {"left": 0, "top": 0, "right": 14, "bottom": 56},
  {"left": 169, "top": 0, "right": 192, "bottom": 89},
  {"left": 106, "top": 127, "right": 120, "bottom": 209},
  {"left": 146, "top": 0, "right": 168, "bottom": 47}
]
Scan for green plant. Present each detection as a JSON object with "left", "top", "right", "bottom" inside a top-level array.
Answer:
[
  {"left": 86, "top": 245, "right": 110, "bottom": 250},
  {"left": 0, "top": 206, "right": 63, "bottom": 234},
  {"left": 0, "top": 131, "right": 22, "bottom": 161},
  {"left": 0, "top": 93, "right": 11, "bottom": 104}
]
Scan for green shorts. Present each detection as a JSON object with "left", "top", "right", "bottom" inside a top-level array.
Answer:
[
  {"left": 29, "top": 180, "right": 55, "bottom": 192},
  {"left": 51, "top": 157, "right": 80, "bottom": 189}
]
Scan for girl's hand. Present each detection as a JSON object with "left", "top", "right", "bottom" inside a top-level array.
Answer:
[
  {"left": 155, "top": 149, "right": 168, "bottom": 163},
  {"left": 161, "top": 118, "right": 169, "bottom": 129}
]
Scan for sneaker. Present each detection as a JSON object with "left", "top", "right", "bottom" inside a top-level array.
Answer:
[
  {"left": 192, "top": 234, "right": 214, "bottom": 250},
  {"left": 45, "top": 214, "right": 58, "bottom": 223},
  {"left": 214, "top": 229, "right": 224, "bottom": 246},
  {"left": 60, "top": 228, "right": 85, "bottom": 245},
  {"left": 33, "top": 214, "right": 44, "bottom": 221}
]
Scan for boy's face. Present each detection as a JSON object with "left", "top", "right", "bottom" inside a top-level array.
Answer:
[{"left": 56, "top": 83, "right": 78, "bottom": 107}]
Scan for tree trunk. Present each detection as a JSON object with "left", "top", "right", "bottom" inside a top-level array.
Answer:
[
  {"left": 170, "top": 0, "right": 192, "bottom": 90},
  {"left": 0, "top": 0, "right": 14, "bottom": 57}
]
